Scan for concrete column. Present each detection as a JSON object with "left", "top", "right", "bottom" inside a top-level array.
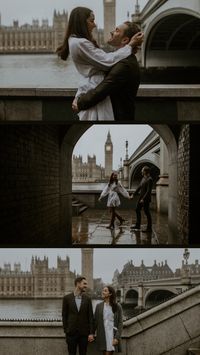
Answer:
[{"left": 156, "top": 139, "right": 169, "bottom": 213}]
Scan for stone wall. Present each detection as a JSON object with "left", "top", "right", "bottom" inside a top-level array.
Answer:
[
  {"left": 177, "top": 125, "right": 190, "bottom": 243},
  {"left": 0, "top": 285, "right": 199, "bottom": 355}
]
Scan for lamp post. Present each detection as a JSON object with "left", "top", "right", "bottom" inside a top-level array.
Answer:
[{"left": 181, "top": 248, "right": 191, "bottom": 288}]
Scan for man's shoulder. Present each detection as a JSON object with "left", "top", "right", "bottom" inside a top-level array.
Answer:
[{"left": 63, "top": 292, "right": 73, "bottom": 300}]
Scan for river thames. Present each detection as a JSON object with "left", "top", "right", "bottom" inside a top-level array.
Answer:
[
  {"left": 0, "top": 54, "right": 80, "bottom": 88},
  {"left": 0, "top": 299, "right": 135, "bottom": 320}
]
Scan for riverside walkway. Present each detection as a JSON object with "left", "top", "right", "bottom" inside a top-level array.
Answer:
[{"left": 72, "top": 209, "right": 168, "bottom": 245}]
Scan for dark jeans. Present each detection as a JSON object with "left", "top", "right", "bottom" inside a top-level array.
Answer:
[
  {"left": 135, "top": 200, "right": 152, "bottom": 229},
  {"left": 66, "top": 332, "right": 88, "bottom": 355}
]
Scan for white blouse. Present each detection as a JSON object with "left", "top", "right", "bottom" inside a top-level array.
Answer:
[
  {"left": 100, "top": 182, "right": 130, "bottom": 207},
  {"left": 103, "top": 303, "right": 115, "bottom": 351},
  {"left": 69, "top": 36, "right": 132, "bottom": 121}
]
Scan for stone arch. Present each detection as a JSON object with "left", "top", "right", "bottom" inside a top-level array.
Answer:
[
  {"left": 145, "top": 288, "right": 177, "bottom": 308},
  {"left": 125, "top": 289, "right": 138, "bottom": 305},
  {"left": 130, "top": 160, "right": 160, "bottom": 190},
  {"left": 143, "top": 9, "right": 200, "bottom": 67},
  {"left": 60, "top": 123, "right": 178, "bottom": 242}
]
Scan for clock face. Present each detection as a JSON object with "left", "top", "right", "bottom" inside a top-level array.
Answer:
[{"left": 106, "top": 146, "right": 111, "bottom": 151}]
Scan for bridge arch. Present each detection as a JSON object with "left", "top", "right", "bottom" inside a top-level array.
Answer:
[
  {"left": 124, "top": 289, "right": 138, "bottom": 305},
  {"left": 145, "top": 288, "right": 177, "bottom": 308},
  {"left": 143, "top": 9, "right": 200, "bottom": 67},
  {"left": 129, "top": 160, "right": 160, "bottom": 189},
  {"left": 61, "top": 124, "right": 178, "bottom": 242}
]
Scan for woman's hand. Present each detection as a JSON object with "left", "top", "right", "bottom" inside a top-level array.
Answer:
[
  {"left": 112, "top": 338, "right": 119, "bottom": 346},
  {"left": 129, "top": 32, "right": 144, "bottom": 48},
  {"left": 72, "top": 98, "right": 79, "bottom": 112},
  {"left": 129, "top": 194, "right": 134, "bottom": 200},
  {"left": 88, "top": 334, "right": 94, "bottom": 342}
]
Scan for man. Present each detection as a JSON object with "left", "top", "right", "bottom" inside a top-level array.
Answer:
[
  {"left": 131, "top": 166, "right": 153, "bottom": 233},
  {"left": 73, "top": 22, "right": 143, "bottom": 120},
  {"left": 62, "top": 276, "right": 94, "bottom": 355}
]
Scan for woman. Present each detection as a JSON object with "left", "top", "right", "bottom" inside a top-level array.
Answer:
[
  {"left": 57, "top": 7, "right": 142, "bottom": 121},
  {"left": 99, "top": 172, "right": 133, "bottom": 229},
  {"left": 95, "top": 286, "right": 123, "bottom": 354}
]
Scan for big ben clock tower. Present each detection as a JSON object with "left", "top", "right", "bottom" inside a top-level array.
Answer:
[
  {"left": 103, "top": 0, "right": 116, "bottom": 44},
  {"left": 105, "top": 131, "right": 113, "bottom": 178}
]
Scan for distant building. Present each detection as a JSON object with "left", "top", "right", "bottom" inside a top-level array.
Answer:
[
  {"left": 113, "top": 260, "right": 175, "bottom": 289},
  {"left": 0, "top": 10, "right": 68, "bottom": 53},
  {"left": 72, "top": 155, "right": 105, "bottom": 182},
  {"left": 105, "top": 130, "right": 113, "bottom": 178},
  {"left": 0, "top": 256, "right": 75, "bottom": 298},
  {"left": 175, "top": 259, "right": 200, "bottom": 276},
  {"left": 72, "top": 131, "right": 114, "bottom": 182}
]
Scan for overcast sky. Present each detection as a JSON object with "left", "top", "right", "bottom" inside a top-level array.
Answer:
[
  {"left": 73, "top": 125, "right": 152, "bottom": 169},
  {"left": 0, "top": 0, "right": 148, "bottom": 27},
  {"left": 0, "top": 248, "right": 199, "bottom": 283}
]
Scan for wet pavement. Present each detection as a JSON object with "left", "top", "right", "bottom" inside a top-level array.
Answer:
[{"left": 72, "top": 209, "right": 169, "bottom": 245}]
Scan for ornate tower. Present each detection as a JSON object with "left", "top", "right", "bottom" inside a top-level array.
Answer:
[
  {"left": 81, "top": 249, "right": 93, "bottom": 290},
  {"left": 105, "top": 131, "right": 113, "bottom": 178},
  {"left": 103, "top": 0, "right": 116, "bottom": 44},
  {"left": 53, "top": 10, "right": 68, "bottom": 51}
]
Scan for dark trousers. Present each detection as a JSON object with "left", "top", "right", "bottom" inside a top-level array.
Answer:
[
  {"left": 135, "top": 200, "right": 152, "bottom": 229},
  {"left": 66, "top": 332, "right": 88, "bottom": 355}
]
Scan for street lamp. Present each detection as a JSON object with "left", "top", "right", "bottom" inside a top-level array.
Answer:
[{"left": 183, "top": 248, "right": 190, "bottom": 265}]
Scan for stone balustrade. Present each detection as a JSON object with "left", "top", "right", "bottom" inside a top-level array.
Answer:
[{"left": 0, "top": 85, "right": 200, "bottom": 122}]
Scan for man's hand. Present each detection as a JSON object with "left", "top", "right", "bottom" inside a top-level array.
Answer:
[
  {"left": 72, "top": 98, "right": 79, "bottom": 112},
  {"left": 129, "top": 32, "right": 144, "bottom": 48},
  {"left": 88, "top": 334, "right": 94, "bottom": 342}
]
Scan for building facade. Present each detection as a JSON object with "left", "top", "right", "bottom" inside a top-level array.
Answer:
[
  {"left": 112, "top": 259, "right": 175, "bottom": 289},
  {"left": 72, "top": 155, "right": 105, "bottom": 182},
  {"left": 0, "top": 256, "right": 76, "bottom": 298},
  {"left": 72, "top": 131, "right": 114, "bottom": 182},
  {"left": 0, "top": 11, "right": 68, "bottom": 53}
]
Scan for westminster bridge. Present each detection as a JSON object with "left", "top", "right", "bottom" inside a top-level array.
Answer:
[{"left": 116, "top": 272, "right": 200, "bottom": 309}]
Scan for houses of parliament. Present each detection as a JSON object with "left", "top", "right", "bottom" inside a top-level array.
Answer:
[
  {"left": 72, "top": 131, "right": 114, "bottom": 183},
  {"left": 0, "top": 0, "right": 116, "bottom": 53}
]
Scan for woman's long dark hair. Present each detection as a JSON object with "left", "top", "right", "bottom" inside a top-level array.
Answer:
[
  {"left": 109, "top": 172, "right": 118, "bottom": 187},
  {"left": 106, "top": 285, "right": 118, "bottom": 313},
  {"left": 56, "top": 6, "right": 98, "bottom": 61}
]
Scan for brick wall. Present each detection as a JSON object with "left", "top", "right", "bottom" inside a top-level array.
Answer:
[
  {"left": 177, "top": 125, "right": 190, "bottom": 243},
  {"left": 0, "top": 125, "right": 60, "bottom": 246}
]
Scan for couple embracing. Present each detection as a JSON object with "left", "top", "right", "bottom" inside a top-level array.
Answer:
[
  {"left": 62, "top": 276, "right": 123, "bottom": 355},
  {"left": 57, "top": 6, "right": 143, "bottom": 121}
]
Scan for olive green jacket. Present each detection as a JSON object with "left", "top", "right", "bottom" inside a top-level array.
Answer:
[{"left": 94, "top": 301, "right": 123, "bottom": 353}]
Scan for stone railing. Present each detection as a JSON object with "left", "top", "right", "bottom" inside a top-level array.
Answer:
[
  {"left": 0, "top": 85, "right": 200, "bottom": 121},
  {"left": 0, "top": 285, "right": 200, "bottom": 355}
]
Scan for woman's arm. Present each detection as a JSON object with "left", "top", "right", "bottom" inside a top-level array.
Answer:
[
  {"left": 118, "top": 182, "right": 130, "bottom": 199},
  {"left": 77, "top": 39, "right": 132, "bottom": 71},
  {"left": 99, "top": 184, "right": 110, "bottom": 201}
]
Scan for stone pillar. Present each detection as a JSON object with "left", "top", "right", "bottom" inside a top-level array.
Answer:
[
  {"left": 123, "top": 160, "right": 129, "bottom": 188},
  {"left": 156, "top": 139, "right": 169, "bottom": 213},
  {"left": 137, "top": 283, "right": 144, "bottom": 308},
  {"left": 120, "top": 287, "right": 125, "bottom": 304}
]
